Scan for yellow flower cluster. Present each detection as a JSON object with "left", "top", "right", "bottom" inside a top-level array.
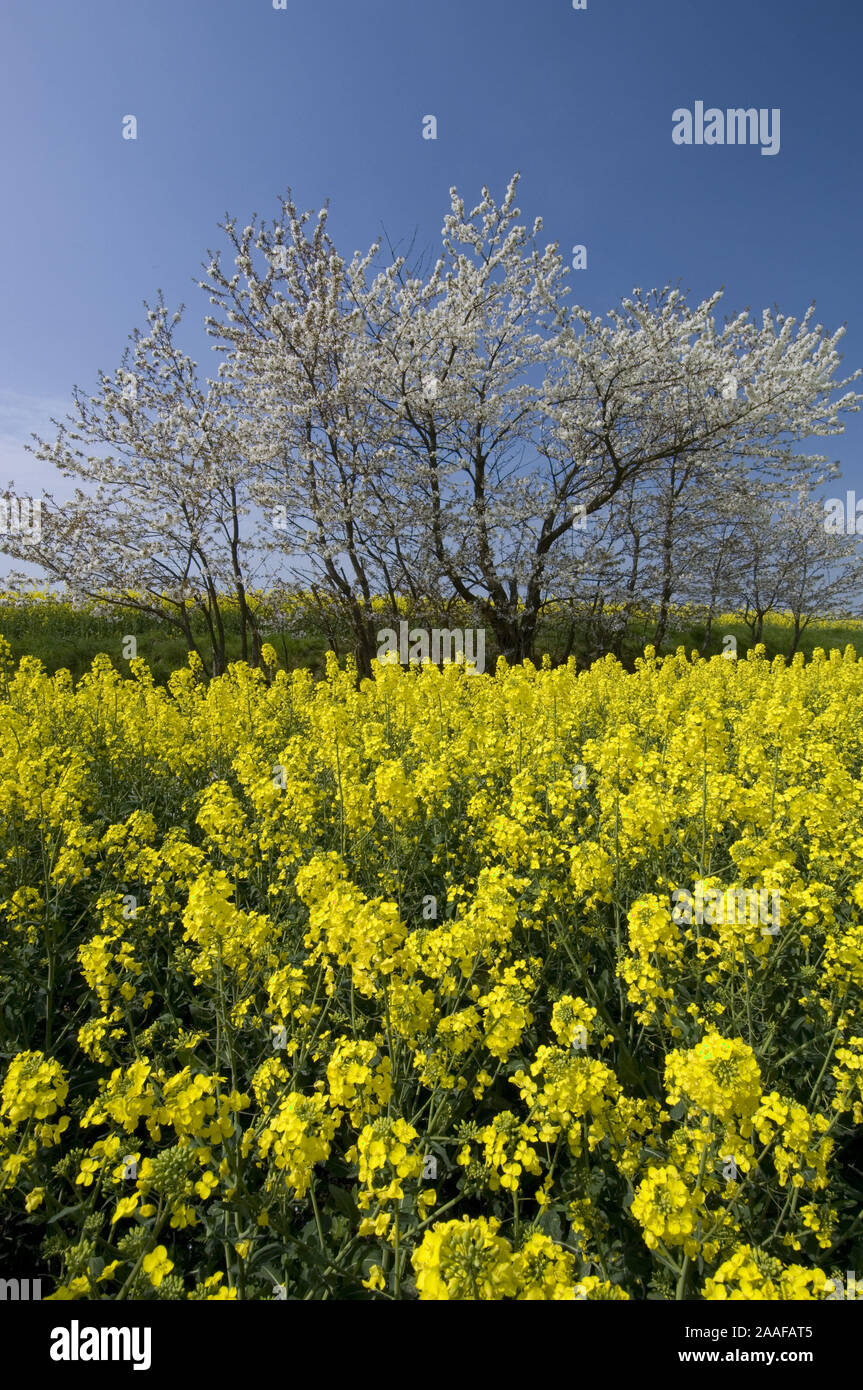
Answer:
[
  {"left": 257, "top": 1092, "right": 340, "bottom": 1198},
  {"left": 411, "top": 1218, "right": 627, "bottom": 1300},
  {"left": 0, "top": 1052, "right": 70, "bottom": 1187},
  {"left": 701, "top": 1244, "right": 830, "bottom": 1300}
]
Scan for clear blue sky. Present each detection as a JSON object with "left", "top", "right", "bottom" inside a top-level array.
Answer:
[{"left": 2, "top": 0, "right": 861, "bottom": 547}]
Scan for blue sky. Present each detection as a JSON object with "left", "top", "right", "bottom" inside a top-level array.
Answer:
[{"left": 2, "top": 0, "right": 861, "bottom": 561}]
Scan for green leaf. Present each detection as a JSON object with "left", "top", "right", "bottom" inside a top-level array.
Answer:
[
  {"left": 47, "top": 1203, "right": 87, "bottom": 1225},
  {"left": 327, "top": 1182, "right": 360, "bottom": 1223}
]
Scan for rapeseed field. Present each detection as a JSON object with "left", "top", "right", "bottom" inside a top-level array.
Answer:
[{"left": 1, "top": 638, "right": 861, "bottom": 1300}]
